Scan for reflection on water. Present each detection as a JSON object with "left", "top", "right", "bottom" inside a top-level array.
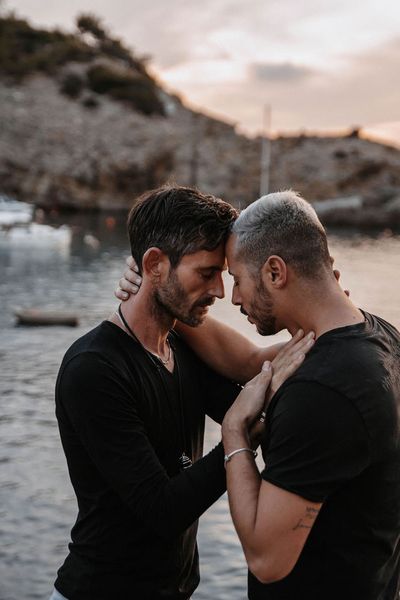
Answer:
[{"left": 0, "top": 214, "right": 399, "bottom": 600}]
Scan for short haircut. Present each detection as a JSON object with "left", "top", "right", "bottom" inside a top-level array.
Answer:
[
  {"left": 128, "top": 185, "right": 238, "bottom": 274},
  {"left": 232, "top": 190, "right": 331, "bottom": 279}
]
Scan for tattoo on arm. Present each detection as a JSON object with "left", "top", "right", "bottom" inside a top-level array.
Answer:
[{"left": 292, "top": 506, "right": 320, "bottom": 531}]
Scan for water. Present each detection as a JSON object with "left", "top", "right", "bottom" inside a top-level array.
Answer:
[{"left": 0, "top": 214, "right": 399, "bottom": 600}]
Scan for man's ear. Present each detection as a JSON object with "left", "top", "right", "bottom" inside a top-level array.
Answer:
[
  {"left": 142, "top": 247, "right": 170, "bottom": 282},
  {"left": 261, "top": 255, "right": 287, "bottom": 289}
]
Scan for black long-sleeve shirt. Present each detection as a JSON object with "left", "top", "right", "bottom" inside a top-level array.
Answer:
[{"left": 54, "top": 321, "right": 240, "bottom": 600}]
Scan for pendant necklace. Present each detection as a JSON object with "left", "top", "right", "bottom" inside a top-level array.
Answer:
[{"left": 116, "top": 304, "right": 192, "bottom": 471}]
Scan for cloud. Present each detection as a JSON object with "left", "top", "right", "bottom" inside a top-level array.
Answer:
[
  {"left": 250, "top": 62, "right": 315, "bottom": 83},
  {"left": 161, "top": 35, "right": 400, "bottom": 139},
  {"left": 7, "top": 0, "right": 400, "bottom": 142}
]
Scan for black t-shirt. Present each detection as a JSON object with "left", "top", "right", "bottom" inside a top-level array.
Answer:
[
  {"left": 54, "top": 321, "right": 240, "bottom": 600},
  {"left": 249, "top": 312, "right": 400, "bottom": 600}
]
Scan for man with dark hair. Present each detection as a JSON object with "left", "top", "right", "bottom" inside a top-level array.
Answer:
[
  {"left": 119, "top": 189, "right": 400, "bottom": 599},
  {"left": 51, "top": 186, "right": 309, "bottom": 600},
  {"left": 128, "top": 186, "right": 235, "bottom": 274}
]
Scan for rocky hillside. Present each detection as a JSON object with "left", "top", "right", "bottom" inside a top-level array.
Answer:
[
  {"left": 268, "top": 134, "right": 400, "bottom": 227},
  {"left": 0, "top": 12, "right": 260, "bottom": 210},
  {"left": 1, "top": 12, "right": 400, "bottom": 227}
]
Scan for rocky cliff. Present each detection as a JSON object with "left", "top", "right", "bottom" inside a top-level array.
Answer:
[{"left": 1, "top": 13, "right": 400, "bottom": 227}]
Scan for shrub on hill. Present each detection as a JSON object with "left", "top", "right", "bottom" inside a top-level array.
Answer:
[
  {"left": 0, "top": 16, "right": 94, "bottom": 77},
  {"left": 0, "top": 12, "right": 164, "bottom": 116},
  {"left": 87, "top": 64, "right": 164, "bottom": 115}
]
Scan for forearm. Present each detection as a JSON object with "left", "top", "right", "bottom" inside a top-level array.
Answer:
[
  {"left": 223, "top": 427, "right": 262, "bottom": 560},
  {"left": 144, "top": 442, "right": 227, "bottom": 539},
  {"left": 222, "top": 425, "right": 321, "bottom": 584},
  {"left": 175, "top": 316, "right": 283, "bottom": 383}
]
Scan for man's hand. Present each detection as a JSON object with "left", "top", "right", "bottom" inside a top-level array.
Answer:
[
  {"left": 270, "top": 329, "right": 314, "bottom": 395},
  {"left": 222, "top": 330, "right": 315, "bottom": 444},
  {"left": 115, "top": 257, "right": 142, "bottom": 301},
  {"left": 223, "top": 361, "right": 273, "bottom": 440}
]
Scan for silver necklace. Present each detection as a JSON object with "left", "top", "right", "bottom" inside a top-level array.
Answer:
[
  {"left": 115, "top": 308, "right": 172, "bottom": 365},
  {"left": 116, "top": 305, "right": 191, "bottom": 471}
]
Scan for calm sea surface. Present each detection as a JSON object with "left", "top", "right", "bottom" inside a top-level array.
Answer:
[{"left": 0, "top": 213, "right": 399, "bottom": 600}]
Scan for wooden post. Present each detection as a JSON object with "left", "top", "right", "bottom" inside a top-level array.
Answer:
[
  {"left": 260, "top": 104, "right": 271, "bottom": 197},
  {"left": 189, "top": 113, "right": 200, "bottom": 187}
]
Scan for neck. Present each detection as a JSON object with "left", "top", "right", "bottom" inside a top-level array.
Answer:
[
  {"left": 282, "top": 278, "right": 364, "bottom": 339},
  {"left": 113, "top": 291, "right": 174, "bottom": 357}
]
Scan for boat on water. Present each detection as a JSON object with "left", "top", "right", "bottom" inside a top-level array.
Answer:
[
  {"left": 15, "top": 309, "right": 79, "bottom": 327},
  {"left": 0, "top": 222, "right": 72, "bottom": 250},
  {"left": 0, "top": 195, "right": 74, "bottom": 252},
  {"left": 0, "top": 195, "right": 34, "bottom": 226}
]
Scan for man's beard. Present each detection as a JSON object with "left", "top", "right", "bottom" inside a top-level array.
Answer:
[
  {"left": 244, "top": 277, "right": 276, "bottom": 336},
  {"left": 154, "top": 268, "right": 214, "bottom": 327}
]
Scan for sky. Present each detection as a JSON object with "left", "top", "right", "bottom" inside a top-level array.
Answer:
[{"left": 5, "top": 0, "right": 400, "bottom": 144}]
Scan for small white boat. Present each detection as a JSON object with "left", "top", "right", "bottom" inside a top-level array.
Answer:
[
  {"left": 0, "top": 196, "right": 34, "bottom": 226},
  {"left": 0, "top": 222, "right": 71, "bottom": 250}
]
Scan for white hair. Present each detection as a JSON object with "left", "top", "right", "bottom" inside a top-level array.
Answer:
[{"left": 232, "top": 190, "right": 330, "bottom": 279}]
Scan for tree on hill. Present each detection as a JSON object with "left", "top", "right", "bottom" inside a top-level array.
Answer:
[
  {"left": 76, "top": 13, "right": 107, "bottom": 41},
  {"left": 0, "top": 10, "right": 165, "bottom": 116}
]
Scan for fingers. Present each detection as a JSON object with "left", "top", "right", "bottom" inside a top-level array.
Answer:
[
  {"left": 276, "top": 350, "right": 306, "bottom": 380},
  {"left": 270, "top": 333, "right": 315, "bottom": 396},
  {"left": 123, "top": 266, "right": 141, "bottom": 285},
  {"left": 292, "top": 331, "right": 315, "bottom": 355},
  {"left": 274, "top": 331, "right": 314, "bottom": 367},
  {"left": 261, "top": 360, "right": 272, "bottom": 381},
  {"left": 115, "top": 286, "right": 129, "bottom": 301},
  {"left": 246, "top": 361, "right": 272, "bottom": 389},
  {"left": 114, "top": 258, "right": 142, "bottom": 301},
  {"left": 126, "top": 255, "right": 139, "bottom": 273},
  {"left": 280, "top": 328, "right": 304, "bottom": 351}
]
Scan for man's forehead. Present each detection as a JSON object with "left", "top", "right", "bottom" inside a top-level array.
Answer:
[
  {"left": 225, "top": 233, "right": 240, "bottom": 269},
  {"left": 180, "top": 245, "right": 226, "bottom": 269}
]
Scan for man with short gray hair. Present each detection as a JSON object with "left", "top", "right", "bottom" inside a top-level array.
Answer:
[
  {"left": 220, "top": 190, "right": 400, "bottom": 599},
  {"left": 119, "top": 189, "right": 400, "bottom": 599}
]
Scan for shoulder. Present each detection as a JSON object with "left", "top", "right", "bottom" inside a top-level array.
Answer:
[
  {"left": 60, "top": 321, "right": 143, "bottom": 378},
  {"left": 57, "top": 323, "right": 143, "bottom": 405},
  {"left": 62, "top": 321, "right": 122, "bottom": 361},
  {"left": 283, "top": 314, "right": 399, "bottom": 397}
]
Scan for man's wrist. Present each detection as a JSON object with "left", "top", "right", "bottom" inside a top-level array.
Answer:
[
  {"left": 222, "top": 424, "right": 249, "bottom": 455},
  {"left": 222, "top": 419, "right": 247, "bottom": 437}
]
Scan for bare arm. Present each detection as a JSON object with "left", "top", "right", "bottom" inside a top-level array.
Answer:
[
  {"left": 225, "top": 448, "right": 321, "bottom": 584},
  {"left": 222, "top": 365, "right": 320, "bottom": 583},
  {"left": 115, "top": 256, "right": 285, "bottom": 383},
  {"left": 114, "top": 257, "right": 315, "bottom": 383},
  {"left": 175, "top": 317, "right": 284, "bottom": 384}
]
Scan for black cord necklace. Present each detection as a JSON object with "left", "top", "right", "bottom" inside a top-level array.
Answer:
[
  {"left": 116, "top": 305, "right": 171, "bottom": 365},
  {"left": 117, "top": 304, "right": 192, "bottom": 471}
]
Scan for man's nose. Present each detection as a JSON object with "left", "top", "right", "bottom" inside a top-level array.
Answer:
[
  {"left": 231, "top": 286, "right": 241, "bottom": 306},
  {"left": 209, "top": 273, "right": 225, "bottom": 299}
]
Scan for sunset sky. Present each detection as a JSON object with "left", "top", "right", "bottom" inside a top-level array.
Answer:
[{"left": 7, "top": 0, "right": 400, "bottom": 144}]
